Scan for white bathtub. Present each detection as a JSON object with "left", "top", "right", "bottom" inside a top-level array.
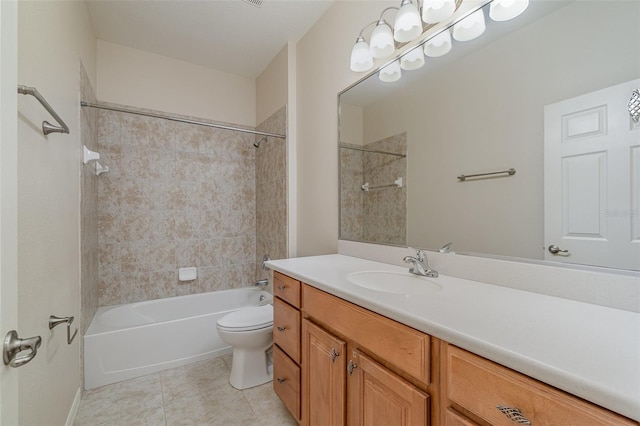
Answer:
[{"left": 84, "top": 287, "right": 272, "bottom": 389}]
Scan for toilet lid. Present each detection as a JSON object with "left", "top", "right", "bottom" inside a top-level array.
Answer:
[{"left": 217, "top": 305, "right": 273, "bottom": 331}]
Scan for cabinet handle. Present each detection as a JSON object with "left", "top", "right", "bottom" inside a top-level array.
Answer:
[
  {"left": 277, "top": 326, "right": 286, "bottom": 332},
  {"left": 277, "top": 285, "right": 286, "bottom": 291},
  {"left": 277, "top": 377, "right": 287, "bottom": 384},
  {"left": 330, "top": 348, "right": 339, "bottom": 363},
  {"left": 347, "top": 360, "right": 357, "bottom": 376},
  {"left": 496, "top": 405, "right": 531, "bottom": 425}
]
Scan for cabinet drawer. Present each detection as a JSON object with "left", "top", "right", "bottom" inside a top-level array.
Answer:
[
  {"left": 273, "top": 346, "right": 301, "bottom": 422},
  {"left": 445, "top": 409, "right": 478, "bottom": 426},
  {"left": 274, "top": 297, "right": 301, "bottom": 363},
  {"left": 446, "top": 345, "right": 636, "bottom": 426},
  {"left": 302, "top": 285, "right": 430, "bottom": 385},
  {"left": 274, "top": 271, "right": 301, "bottom": 308}
]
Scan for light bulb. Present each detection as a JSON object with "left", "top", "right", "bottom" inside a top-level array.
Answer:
[
  {"left": 394, "top": 0, "right": 422, "bottom": 43},
  {"left": 400, "top": 47, "right": 425, "bottom": 71},
  {"left": 489, "top": 0, "right": 529, "bottom": 21},
  {"left": 424, "top": 29, "right": 452, "bottom": 57},
  {"left": 379, "top": 60, "right": 402, "bottom": 82},
  {"left": 422, "top": 0, "right": 456, "bottom": 24},
  {"left": 453, "top": 8, "right": 485, "bottom": 42},
  {"left": 370, "top": 21, "right": 395, "bottom": 59},
  {"left": 350, "top": 37, "right": 373, "bottom": 72}
]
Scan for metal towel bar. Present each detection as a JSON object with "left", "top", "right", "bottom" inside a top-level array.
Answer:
[
  {"left": 457, "top": 168, "right": 516, "bottom": 181},
  {"left": 17, "top": 85, "right": 70, "bottom": 135}
]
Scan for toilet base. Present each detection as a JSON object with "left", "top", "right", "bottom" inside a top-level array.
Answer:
[{"left": 228, "top": 345, "right": 273, "bottom": 390}]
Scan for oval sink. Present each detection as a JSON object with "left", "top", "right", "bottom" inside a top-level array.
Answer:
[{"left": 346, "top": 271, "right": 441, "bottom": 295}]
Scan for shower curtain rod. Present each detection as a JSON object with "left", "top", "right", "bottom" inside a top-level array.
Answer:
[{"left": 80, "top": 101, "right": 286, "bottom": 139}]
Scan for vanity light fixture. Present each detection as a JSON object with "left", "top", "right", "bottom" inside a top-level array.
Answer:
[
  {"left": 400, "top": 46, "right": 425, "bottom": 71},
  {"left": 350, "top": 32, "right": 375, "bottom": 72},
  {"left": 379, "top": 60, "right": 402, "bottom": 82},
  {"left": 489, "top": 0, "right": 529, "bottom": 21},
  {"left": 452, "top": 8, "right": 486, "bottom": 41},
  {"left": 350, "top": 0, "right": 529, "bottom": 79},
  {"left": 424, "top": 28, "right": 452, "bottom": 57},
  {"left": 394, "top": 0, "right": 422, "bottom": 43},
  {"left": 422, "top": 0, "right": 456, "bottom": 24}
]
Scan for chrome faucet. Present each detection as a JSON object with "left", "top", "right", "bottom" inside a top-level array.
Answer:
[{"left": 403, "top": 249, "right": 438, "bottom": 278}]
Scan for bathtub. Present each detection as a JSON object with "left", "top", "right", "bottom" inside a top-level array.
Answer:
[{"left": 84, "top": 287, "right": 272, "bottom": 389}]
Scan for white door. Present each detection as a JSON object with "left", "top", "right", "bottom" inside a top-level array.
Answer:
[
  {"left": 0, "top": 0, "right": 20, "bottom": 424},
  {"left": 544, "top": 79, "right": 640, "bottom": 270}
]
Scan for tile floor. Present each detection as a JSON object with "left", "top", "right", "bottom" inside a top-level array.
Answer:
[{"left": 75, "top": 354, "right": 297, "bottom": 426}]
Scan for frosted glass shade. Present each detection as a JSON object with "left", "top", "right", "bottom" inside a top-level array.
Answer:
[
  {"left": 400, "top": 47, "right": 425, "bottom": 71},
  {"left": 350, "top": 38, "right": 373, "bottom": 72},
  {"left": 370, "top": 21, "right": 395, "bottom": 59},
  {"left": 489, "top": 0, "right": 529, "bottom": 21},
  {"left": 424, "top": 29, "right": 452, "bottom": 57},
  {"left": 379, "top": 60, "right": 402, "bottom": 82},
  {"left": 453, "top": 9, "right": 485, "bottom": 42},
  {"left": 422, "top": 0, "right": 456, "bottom": 24},
  {"left": 393, "top": 1, "right": 422, "bottom": 42}
]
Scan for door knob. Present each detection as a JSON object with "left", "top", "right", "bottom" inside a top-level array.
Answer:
[
  {"left": 548, "top": 245, "right": 569, "bottom": 255},
  {"left": 3, "top": 330, "right": 42, "bottom": 368}
]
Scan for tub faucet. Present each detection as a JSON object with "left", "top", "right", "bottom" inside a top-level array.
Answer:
[
  {"left": 253, "top": 279, "right": 269, "bottom": 287},
  {"left": 403, "top": 249, "right": 438, "bottom": 278}
]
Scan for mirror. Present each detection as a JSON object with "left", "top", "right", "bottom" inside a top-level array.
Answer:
[{"left": 339, "top": 0, "right": 640, "bottom": 271}]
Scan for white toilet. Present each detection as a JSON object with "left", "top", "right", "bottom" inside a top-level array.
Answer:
[{"left": 216, "top": 304, "right": 274, "bottom": 389}]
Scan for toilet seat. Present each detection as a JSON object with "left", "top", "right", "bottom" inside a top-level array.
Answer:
[{"left": 217, "top": 305, "right": 273, "bottom": 332}]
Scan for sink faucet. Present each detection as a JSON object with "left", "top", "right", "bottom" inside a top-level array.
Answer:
[{"left": 403, "top": 249, "right": 438, "bottom": 278}]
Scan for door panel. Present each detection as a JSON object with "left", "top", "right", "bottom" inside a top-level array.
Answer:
[
  {"left": 302, "top": 319, "right": 347, "bottom": 426},
  {"left": 544, "top": 79, "right": 640, "bottom": 270},
  {"left": 348, "top": 350, "right": 429, "bottom": 426}
]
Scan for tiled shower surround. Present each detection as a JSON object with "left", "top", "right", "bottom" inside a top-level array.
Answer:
[
  {"left": 96, "top": 104, "right": 287, "bottom": 306},
  {"left": 341, "top": 132, "right": 406, "bottom": 245}
]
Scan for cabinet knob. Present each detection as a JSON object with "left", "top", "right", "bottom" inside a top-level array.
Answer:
[
  {"left": 347, "top": 360, "right": 357, "bottom": 376},
  {"left": 277, "top": 285, "right": 286, "bottom": 291},
  {"left": 277, "top": 377, "right": 287, "bottom": 384},
  {"left": 496, "top": 405, "right": 531, "bottom": 425},
  {"left": 277, "top": 326, "right": 286, "bottom": 332},
  {"left": 330, "top": 348, "right": 339, "bottom": 363}
]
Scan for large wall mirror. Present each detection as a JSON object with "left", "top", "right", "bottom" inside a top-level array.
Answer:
[{"left": 339, "top": 0, "right": 640, "bottom": 272}]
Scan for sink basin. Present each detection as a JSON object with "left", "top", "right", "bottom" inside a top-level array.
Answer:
[{"left": 346, "top": 271, "right": 441, "bottom": 295}]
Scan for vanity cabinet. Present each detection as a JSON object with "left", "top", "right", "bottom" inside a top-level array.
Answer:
[
  {"left": 273, "top": 271, "right": 302, "bottom": 423},
  {"left": 441, "top": 344, "right": 637, "bottom": 426},
  {"left": 271, "top": 271, "right": 639, "bottom": 426},
  {"left": 302, "top": 284, "right": 430, "bottom": 426}
]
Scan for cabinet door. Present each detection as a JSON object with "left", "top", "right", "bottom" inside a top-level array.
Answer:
[
  {"left": 302, "top": 319, "right": 347, "bottom": 426},
  {"left": 349, "top": 350, "right": 429, "bottom": 426}
]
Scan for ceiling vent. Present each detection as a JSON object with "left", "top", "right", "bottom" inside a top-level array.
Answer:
[{"left": 242, "top": 0, "right": 263, "bottom": 7}]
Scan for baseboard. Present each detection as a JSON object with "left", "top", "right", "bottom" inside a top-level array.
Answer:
[{"left": 65, "top": 387, "right": 82, "bottom": 426}]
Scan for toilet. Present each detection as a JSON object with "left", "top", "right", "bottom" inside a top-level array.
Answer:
[{"left": 216, "top": 304, "right": 274, "bottom": 389}]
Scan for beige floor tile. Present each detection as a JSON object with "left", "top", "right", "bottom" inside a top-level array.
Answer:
[
  {"left": 74, "top": 374, "right": 165, "bottom": 426},
  {"left": 243, "top": 382, "right": 296, "bottom": 424},
  {"left": 164, "top": 382, "right": 254, "bottom": 426},
  {"left": 160, "top": 357, "right": 231, "bottom": 402}
]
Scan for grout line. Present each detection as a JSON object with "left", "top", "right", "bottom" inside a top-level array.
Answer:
[{"left": 158, "top": 373, "right": 169, "bottom": 426}]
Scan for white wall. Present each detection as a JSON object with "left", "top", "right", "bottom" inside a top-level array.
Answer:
[
  {"left": 17, "top": 1, "right": 96, "bottom": 424},
  {"left": 256, "top": 44, "right": 288, "bottom": 125},
  {"left": 295, "top": 1, "right": 395, "bottom": 256},
  {"left": 97, "top": 40, "right": 256, "bottom": 126}
]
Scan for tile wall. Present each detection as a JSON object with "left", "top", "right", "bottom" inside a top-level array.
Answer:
[
  {"left": 97, "top": 105, "right": 258, "bottom": 305},
  {"left": 80, "top": 64, "right": 99, "bottom": 335},
  {"left": 340, "top": 132, "right": 406, "bottom": 245},
  {"left": 255, "top": 106, "right": 288, "bottom": 284}
]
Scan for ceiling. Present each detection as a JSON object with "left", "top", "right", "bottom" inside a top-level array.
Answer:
[{"left": 86, "top": 0, "right": 334, "bottom": 79}]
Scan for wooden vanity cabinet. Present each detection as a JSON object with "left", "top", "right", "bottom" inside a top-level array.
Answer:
[
  {"left": 302, "top": 284, "right": 430, "bottom": 426},
  {"left": 441, "top": 343, "right": 638, "bottom": 426},
  {"left": 273, "top": 272, "right": 302, "bottom": 423},
  {"left": 271, "top": 272, "right": 639, "bottom": 426}
]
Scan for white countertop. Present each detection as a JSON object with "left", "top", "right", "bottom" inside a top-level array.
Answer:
[{"left": 266, "top": 254, "right": 640, "bottom": 421}]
